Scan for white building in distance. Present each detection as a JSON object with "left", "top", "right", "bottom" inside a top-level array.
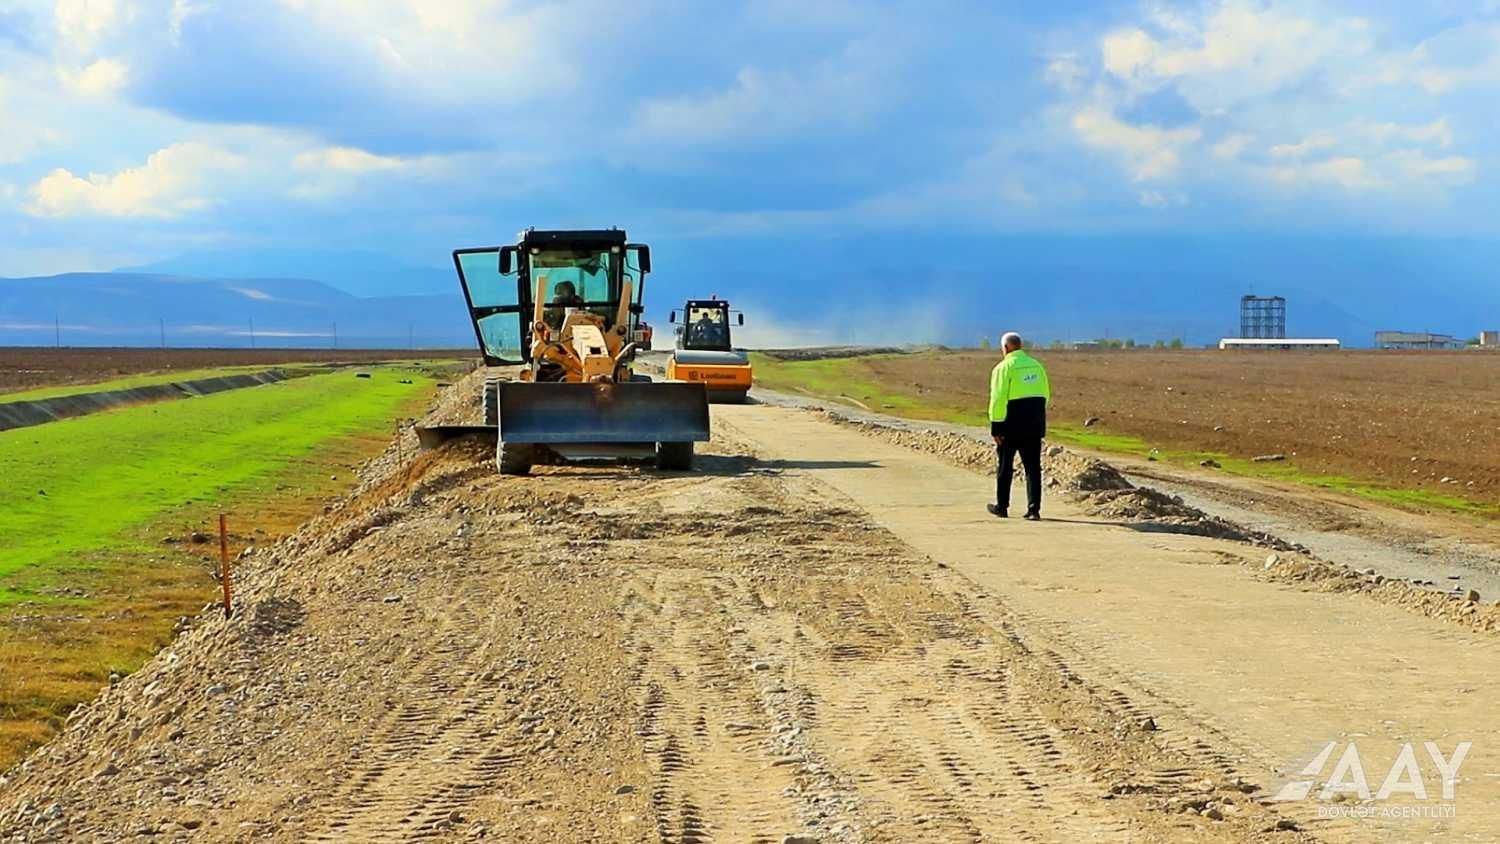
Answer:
[{"left": 1218, "top": 338, "right": 1340, "bottom": 350}]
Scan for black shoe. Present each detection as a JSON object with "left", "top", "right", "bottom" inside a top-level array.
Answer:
[
  {"left": 987, "top": 503, "right": 1007, "bottom": 518},
  {"left": 1023, "top": 511, "right": 1041, "bottom": 521}
]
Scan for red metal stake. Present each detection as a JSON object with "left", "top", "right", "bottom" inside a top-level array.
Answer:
[{"left": 218, "top": 513, "right": 232, "bottom": 618}]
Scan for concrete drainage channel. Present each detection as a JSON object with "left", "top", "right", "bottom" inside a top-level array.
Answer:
[{"left": 0, "top": 369, "right": 301, "bottom": 432}]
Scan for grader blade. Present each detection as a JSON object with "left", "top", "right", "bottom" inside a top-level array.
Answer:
[{"left": 498, "top": 381, "right": 709, "bottom": 445}]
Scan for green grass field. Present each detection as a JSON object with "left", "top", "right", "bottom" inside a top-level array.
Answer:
[
  {"left": 750, "top": 353, "right": 991, "bottom": 426},
  {"left": 0, "top": 364, "right": 442, "bottom": 768},
  {"left": 0, "top": 366, "right": 436, "bottom": 597},
  {"left": 751, "top": 352, "right": 1493, "bottom": 515}
]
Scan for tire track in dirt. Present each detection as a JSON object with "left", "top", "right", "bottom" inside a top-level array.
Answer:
[
  {"left": 784, "top": 597, "right": 1134, "bottom": 841},
  {"left": 622, "top": 570, "right": 809, "bottom": 843},
  {"left": 305, "top": 600, "right": 524, "bottom": 842},
  {"left": 996, "top": 603, "right": 1366, "bottom": 840},
  {"left": 604, "top": 461, "right": 1312, "bottom": 842}
]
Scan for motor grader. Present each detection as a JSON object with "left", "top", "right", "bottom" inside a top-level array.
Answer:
[{"left": 419, "top": 228, "right": 709, "bottom": 475}]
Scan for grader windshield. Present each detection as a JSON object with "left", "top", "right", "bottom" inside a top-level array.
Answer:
[
  {"left": 452, "top": 230, "right": 649, "bottom": 366},
  {"left": 531, "top": 248, "right": 619, "bottom": 330}
]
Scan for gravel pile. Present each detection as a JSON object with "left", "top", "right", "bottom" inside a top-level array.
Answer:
[{"left": 820, "top": 411, "right": 1299, "bottom": 549}]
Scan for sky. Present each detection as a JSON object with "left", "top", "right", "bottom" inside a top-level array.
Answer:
[{"left": 1, "top": 1, "right": 1498, "bottom": 343}]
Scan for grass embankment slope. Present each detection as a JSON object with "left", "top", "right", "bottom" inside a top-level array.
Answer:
[
  {"left": 0, "top": 364, "right": 283, "bottom": 402},
  {"left": 0, "top": 357, "right": 459, "bottom": 402},
  {"left": 0, "top": 365, "right": 443, "bottom": 768},
  {"left": 751, "top": 350, "right": 1499, "bottom": 516}
]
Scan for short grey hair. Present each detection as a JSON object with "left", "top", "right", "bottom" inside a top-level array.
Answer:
[{"left": 1001, "top": 332, "right": 1023, "bottom": 350}]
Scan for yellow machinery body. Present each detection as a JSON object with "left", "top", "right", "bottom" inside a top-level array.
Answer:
[
  {"left": 666, "top": 355, "right": 752, "bottom": 401},
  {"left": 668, "top": 297, "right": 752, "bottom": 403}
]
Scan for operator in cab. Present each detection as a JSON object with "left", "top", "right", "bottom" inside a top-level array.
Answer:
[
  {"left": 987, "top": 332, "right": 1051, "bottom": 520},
  {"left": 543, "top": 280, "right": 584, "bottom": 331},
  {"left": 691, "top": 309, "right": 727, "bottom": 348}
]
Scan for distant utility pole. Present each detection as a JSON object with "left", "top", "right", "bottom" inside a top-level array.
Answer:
[
  {"left": 54, "top": 315, "right": 60, "bottom": 348},
  {"left": 249, "top": 317, "right": 256, "bottom": 349}
]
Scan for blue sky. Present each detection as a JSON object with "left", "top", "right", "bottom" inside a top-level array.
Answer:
[{"left": 1, "top": 1, "right": 1498, "bottom": 342}]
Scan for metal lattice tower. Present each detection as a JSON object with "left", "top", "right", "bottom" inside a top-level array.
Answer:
[{"left": 1240, "top": 295, "right": 1286, "bottom": 339}]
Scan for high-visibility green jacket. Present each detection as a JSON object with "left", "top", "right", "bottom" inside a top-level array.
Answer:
[{"left": 989, "top": 349, "right": 1050, "bottom": 438}]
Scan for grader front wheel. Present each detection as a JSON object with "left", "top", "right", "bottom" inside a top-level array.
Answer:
[
  {"left": 497, "top": 441, "right": 535, "bottom": 475},
  {"left": 655, "top": 441, "right": 693, "bottom": 472}
]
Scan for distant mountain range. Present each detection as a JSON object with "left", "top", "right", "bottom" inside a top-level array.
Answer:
[
  {"left": 121, "top": 248, "right": 453, "bottom": 298},
  {"left": 0, "top": 272, "right": 473, "bottom": 348},
  {"left": 2, "top": 236, "right": 1495, "bottom": 348}
]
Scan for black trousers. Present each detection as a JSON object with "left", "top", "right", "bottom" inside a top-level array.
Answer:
[{"left": 996, "top": 437, "right": 1043, "bottom": 514}]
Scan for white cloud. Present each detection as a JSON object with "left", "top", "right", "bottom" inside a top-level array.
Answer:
[
  {"left": 0, "top": 321, "right": 97, "bottom": 332},
  {"left": 0, "top": 79, "right": 65, "bottom": 164},
  {"left": 1051, "top": 2, "right": 1496, "bottom": 209},
  {"left": 261, "top": 0, "right": 629, "bottom": 107},
  {"left": 60, "top": 57, "right": 129, "bottom": 97},
  {"left": 55, "top": 0, "right": 126, "bottom": 53},
  {"left": 1101, "top": 28, "right": 1157, "bottom": 79},
  {"left": 180, "top": 324, "right": 332, "bottom": 338},
  {"left": 25, "top": 142, "right": 246, "bottom": 218},
  {"left": 1388, "top": 150, "right": 1476, "bottom": 184},
  {"left": 1212, "top": 133, "right": 1253, "bottom": 160},
  {"left": 0, "top": 121, "right": 62, "bottom": 166},
  {"left": 1269, "top": 133, "right": 1338, "bottom": 159},
  {"left": 168, "top": 0, "right": 205, "bottom": 42},
  {"left": 1099, "top": 1, "right": 1375, "bottom": 110},
  {"left": 1096, "top": 3, "right": 1500, "bottom": 112},
  {"left": 1071, "top": 107, "right": 1200, "bottom": 181},
  {"left": 1360, "top": 118, "right": 1453, "bottom": 149},
  {"left": 1257, "top": 123, "right": 1472, "bottom": 191},
  {"left": 293, "top": 146, "right": 405, "bottom": 173},
  {"left": 1261, "top": 148, "right": 1474, "bottom": 195},
  {"left": 1360, "top": 23, "right": 1500, "bottom": 94},
  {"left": 631, "top": 40, "right": 899, "bottom": 144},
  {"left": 1044, "top": 52, "right": 1086, "bottom": 93},
  {"left": 635, "top": 68, "right": 785, "bottom": 140},
  {"left": 1138, "top": 189, "right": 1188, "bottom": 208},
  {"left": 1268, "top": 157, "right": 1382, "bottom": 190},
  {"left": 284, "top": 142, "right": 473, "bottom": 200}
]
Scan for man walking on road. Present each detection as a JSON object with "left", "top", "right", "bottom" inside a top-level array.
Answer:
[{"left": 988, "top": 332, "right": 1051, "bottom": 520}]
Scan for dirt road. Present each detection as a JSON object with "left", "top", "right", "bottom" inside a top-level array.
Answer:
[
  {"left": 2, "top": 384, "right": 1494, "bottom": 841},
  {"left": 717, "top": 404, "right": 1500, "bottom": 842}
]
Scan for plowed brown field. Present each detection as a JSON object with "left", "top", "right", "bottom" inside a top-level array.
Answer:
[{"left": 853, "top": 350, "right": 1500, "bottom": 507}]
